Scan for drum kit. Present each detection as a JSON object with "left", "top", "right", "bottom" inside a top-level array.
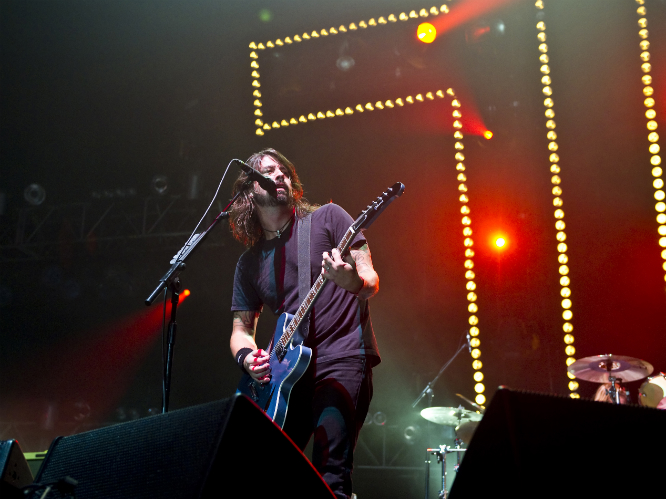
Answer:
[
  {"left": 567, "top": 353, "right": 666, "bottom": 407},
  {"left": 420, "top": 395, "right": 484, "bottom": 499},
  {"left": 418, "top": 353, "right": 666, "bottom": 499}
]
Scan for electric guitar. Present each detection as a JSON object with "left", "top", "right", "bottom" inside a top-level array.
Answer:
[{"left": 237, "top": 182, "right": 405, "bottom": 428}]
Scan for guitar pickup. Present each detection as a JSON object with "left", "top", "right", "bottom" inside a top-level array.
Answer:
[{"left": 275, "top": 343, "right": 286, "bottom": 362}]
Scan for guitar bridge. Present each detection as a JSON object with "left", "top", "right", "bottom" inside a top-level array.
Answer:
[{"left": 249, "top": 381, "right": 259, "bottom": 402}]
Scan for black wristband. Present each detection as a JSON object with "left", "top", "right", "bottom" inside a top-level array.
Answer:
[{"left": 236, "top": 348, "right": 253, "bottom": 374}]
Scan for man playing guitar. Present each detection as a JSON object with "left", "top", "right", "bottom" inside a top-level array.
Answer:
[{"left": 229, "top": 148, "right": 380, "bottom": 499}]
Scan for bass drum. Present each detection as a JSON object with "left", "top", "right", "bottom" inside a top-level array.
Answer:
[{"left": 638, "top": 372, "right": 666, "bottom": 408}]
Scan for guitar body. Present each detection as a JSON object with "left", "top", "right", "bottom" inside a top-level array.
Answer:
[{"left": 236, "top": 312, "right": 312, "bottom": 429}]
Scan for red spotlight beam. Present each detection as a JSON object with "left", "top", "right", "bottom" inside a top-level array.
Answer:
[
  {"left": 4, "top": 291, "right": 191, "bottom": 425},
  {"left": 431, "top": 0, "right": 528, "bottom": 35}
]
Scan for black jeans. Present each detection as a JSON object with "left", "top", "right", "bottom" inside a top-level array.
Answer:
[{"left": 282, "top": 356, "right": 373, "bottom": 499}]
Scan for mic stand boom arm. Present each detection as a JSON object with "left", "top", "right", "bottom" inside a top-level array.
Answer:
[
  {"left": 144, "top": 189, "right": 244, "bottom": 306},
  {"left": 144, "top": 188, "right": 244, "bottom": 414},
  {"left": 412, "top": 340, "right": 468, "bottom": 408}
]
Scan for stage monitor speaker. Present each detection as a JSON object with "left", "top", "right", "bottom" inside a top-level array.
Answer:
[
  {"left": 449, "top": 388, "right": 666, "bottom": 498},
  {"left": 1, "top": 439, "right": 34, "bottom": 497},
  {"left": 33, "top": 394, "right": 334, "bottom": 499}
]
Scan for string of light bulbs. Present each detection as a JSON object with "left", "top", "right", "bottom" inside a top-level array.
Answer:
[
  {"left": 535, "top": 0, "right": 579, "bottom": 398},
  {"left": 634, "top": 1, "right": 666, "bottom": 283},
  {"left": 248, "top": 4, "right": 452, "bottom": 135},
  {"left": 447, "top": 89, "right": 486, "bottom": 405}
]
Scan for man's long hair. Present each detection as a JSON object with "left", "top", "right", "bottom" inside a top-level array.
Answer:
[{"left": 229, "top": 148, "right": 318, "bottom": 247}]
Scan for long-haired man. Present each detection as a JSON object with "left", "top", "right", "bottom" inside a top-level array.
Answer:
[{"left": 229, "top": 148, "right": 380, "bottom": 498}]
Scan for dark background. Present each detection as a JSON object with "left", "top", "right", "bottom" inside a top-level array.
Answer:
[{"left": 2, "top": 0, "right": 666, "bottom": 495}]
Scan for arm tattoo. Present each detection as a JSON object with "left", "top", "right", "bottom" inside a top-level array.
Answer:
[
  {"left": 350, "top": 243, "right": 372, "bottom": 271},
  {"left": 233, "top": 310, "right": 258, "bottom": 330}
]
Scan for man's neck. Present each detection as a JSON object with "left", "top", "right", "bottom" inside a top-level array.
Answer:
[{"left": 256, "top": 205, "right": 294, "bottom": 240}]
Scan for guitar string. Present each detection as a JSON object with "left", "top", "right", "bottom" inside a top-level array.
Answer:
[{"left": 273, "top": 230, "right": 354, "bottom": 356}]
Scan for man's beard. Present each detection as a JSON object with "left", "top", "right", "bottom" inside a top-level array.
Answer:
[{"left": 253, "top": 188, "right": 290, "bottom": 208}]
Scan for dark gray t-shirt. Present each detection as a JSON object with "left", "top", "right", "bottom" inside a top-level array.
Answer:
[{"left": 231, "top": 203, "right": 380, "bottom": 366}]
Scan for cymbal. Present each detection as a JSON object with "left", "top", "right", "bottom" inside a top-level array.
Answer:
[
  {"left": 567, "top": 354, "right": 653, "bottom": 383},
  {"left": 420, "top": 406, "right": 483, "bottom": 427}
]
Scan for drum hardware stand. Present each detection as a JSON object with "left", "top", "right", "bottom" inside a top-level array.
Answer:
[
  {"left": 424, "top": 443, "right": 466, "bottom": 499},
  {"left": 606, "top": 375, "right": 629, "bottom": 404},
  {"left": 607, "top": 376, "right": 619, "bottom": 405}
]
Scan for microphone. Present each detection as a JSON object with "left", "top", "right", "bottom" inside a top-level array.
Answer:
[
  {"left": 466, "top": 331, "right": 472, "bottom": 353},
  {"left": 234, "top": 159, "right": 277, "bottom": 192}
]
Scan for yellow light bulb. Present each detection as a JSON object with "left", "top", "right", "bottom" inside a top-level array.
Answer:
[{"left": 417, "top": 22, "right": 437, "bottom": 43}]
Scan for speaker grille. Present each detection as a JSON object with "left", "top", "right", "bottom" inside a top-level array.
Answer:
[{"left": 36, "top": 398, "right": 233, "bottom": 498}]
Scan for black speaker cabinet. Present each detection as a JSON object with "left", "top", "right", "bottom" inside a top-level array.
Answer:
[
  {"left": 449, "top": 388, "right": 666, "bottom": 498},
  {"left": 34, "top": 394, "right": 334, "bottom": 498},
  {"left": 1, "top": 440, "right": 34, "bottom": 497}
]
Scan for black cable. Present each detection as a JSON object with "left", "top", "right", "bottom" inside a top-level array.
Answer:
[{"left": 161, "top": 286, "right": 168, "bottom": 412}]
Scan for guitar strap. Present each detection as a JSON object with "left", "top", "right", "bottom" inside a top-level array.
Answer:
[{"left": 296, "top": 212, "right": 312, "bottom": 343}]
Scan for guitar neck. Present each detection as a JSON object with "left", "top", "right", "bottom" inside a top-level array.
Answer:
[{"left": 274, "top": 226, "right": 357, "bottom": 354}]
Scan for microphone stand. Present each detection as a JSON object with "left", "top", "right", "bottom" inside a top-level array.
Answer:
[
  {"left": 412, "top": 338, "right": 469, "bottom": 409},
  {"left": 144, "top": 188, "right": 245, "bottom": 413}
]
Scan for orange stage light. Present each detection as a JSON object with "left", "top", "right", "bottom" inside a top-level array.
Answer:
[
  {"left": 483, "top": 130, "right": 493, "bottom": 140},
  {"left": 494, "top": 236, "right": 506, "bottom": 248},
  {"left": 430, "top": 0, "right": 522, "bottom": 36},
  {"left": 417, "top": 23, "right": 437, "bottom": 44}
]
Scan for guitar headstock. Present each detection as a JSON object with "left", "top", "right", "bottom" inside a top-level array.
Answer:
[{"left": 352, "top": 182, "right": 405, "bottom": 232}]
